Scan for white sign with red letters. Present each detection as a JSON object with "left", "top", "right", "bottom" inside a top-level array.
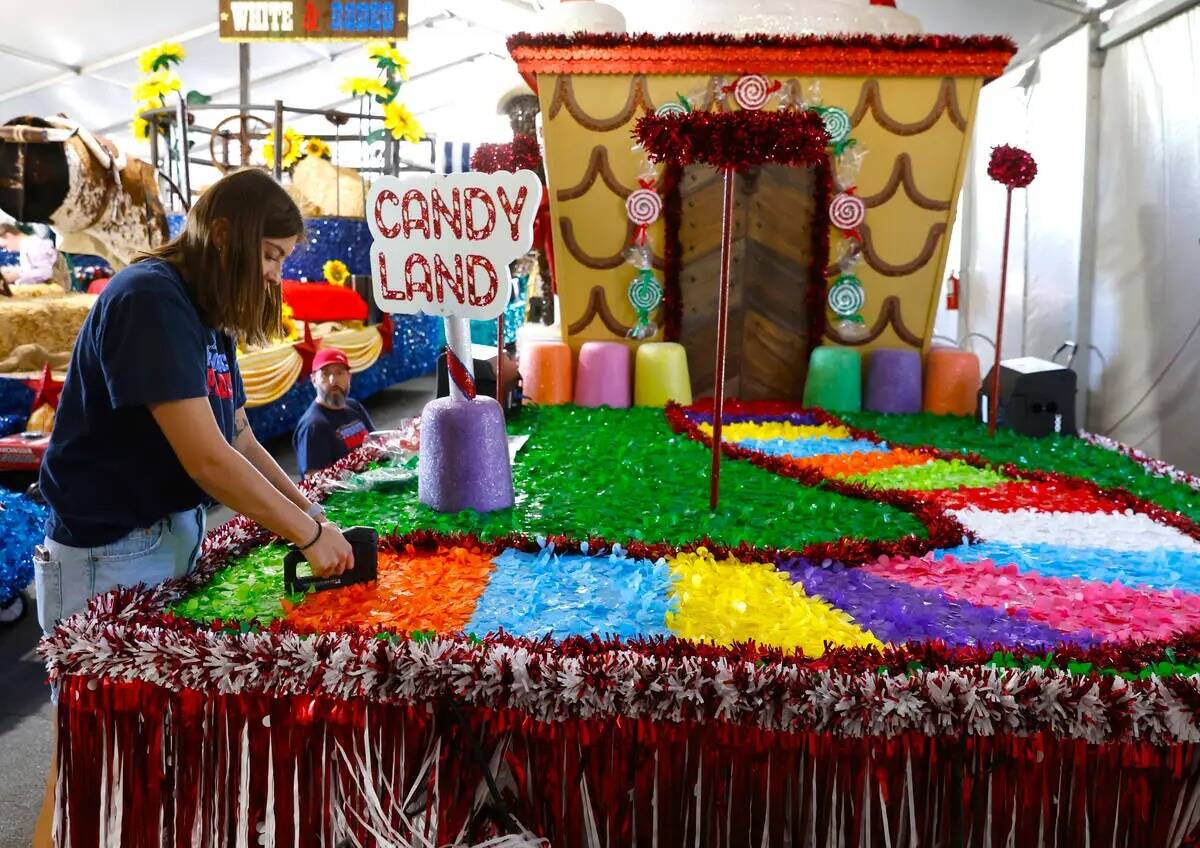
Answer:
[{"left": 367, "top": 170, "right": 542, "bottom": 322}]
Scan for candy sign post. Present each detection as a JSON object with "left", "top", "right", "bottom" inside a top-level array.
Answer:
[{"left": 368, "top": 169, "right": 542, "bottom": 513}]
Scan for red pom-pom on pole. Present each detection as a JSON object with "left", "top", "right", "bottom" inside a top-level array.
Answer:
[
  {"left": 985, "top": 144, "right": 1038, "bottom": 436},
  {"left": 988, "top": 144, "right": 1038, "bottom": 190}
]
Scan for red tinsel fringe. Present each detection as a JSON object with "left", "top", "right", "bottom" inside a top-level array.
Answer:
[
  {"left": 507, "top": 31, "right": 1018, "bottom": 53},
  {"left": 53, "top": 675, "right": 1200, "bottom": 848},
  {"left": 635, "top": 110, "right": 831, "bottom": 171}
]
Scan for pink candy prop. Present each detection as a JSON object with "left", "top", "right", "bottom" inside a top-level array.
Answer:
[
  {"left": 829, "top": 192, "right": 867, "bottom": 231},
  {"left": 625, "top": 187, "right": 663, "bottom": 226},
  {"left": 732, "top": 74, "right": 780, "bottom": 111}
]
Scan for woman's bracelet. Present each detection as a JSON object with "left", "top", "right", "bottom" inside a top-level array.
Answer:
[{"left": 296, "top": 517, "right": 323, "bottom": 551}]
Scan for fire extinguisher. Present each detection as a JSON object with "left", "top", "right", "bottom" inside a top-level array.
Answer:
[{"left": 946, "top": 272, "right": 960, "bottom": 310}]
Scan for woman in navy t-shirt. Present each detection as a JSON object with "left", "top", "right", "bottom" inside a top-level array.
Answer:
[{"left": 34, "top": 169, "right": 354, "bottom": 635}]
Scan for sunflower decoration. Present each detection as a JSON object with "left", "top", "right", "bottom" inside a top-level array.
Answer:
[
  {"left": 366, "top": 42, "right": 409, "bottom": 80},
  {"left": 132, "top": 70, "right": 182, "bottom": 106},
  {"left": 383, "top": 101, "right": 424, "bottom": 144},
  {"left": 138, "top": 42, "right": 186, "bottom": 74},
  {"left": 341, "top": 76, "right": 395, "bottom": 104},
  {"left": 322, "top": 259, "right": 351, "bottom": 287},
  {"left": 280, "top": 302, "right": 299, "bottom": 341},
  {"left": 262, "top": 127, "right": 306, "bottom": 171},
  {"left": 303, "top": 137, "right": 332, "bottom": 160},
  {"left": 131, "top": 117, "right": 151, "bottom": 141}
]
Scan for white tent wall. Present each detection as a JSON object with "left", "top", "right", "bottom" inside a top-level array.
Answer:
[
  {"left": 949, "top": 0, "right": 1200, "bottom": 473},
  {"left": 1089, "top": 2, "right": 1200, "bottom": 471},
  {"left": 951, "top": 27, "right": 1090, "bottom": 373}
]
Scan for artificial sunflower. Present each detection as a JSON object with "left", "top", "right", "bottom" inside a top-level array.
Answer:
[
  {"left": 138, "top": 42, "right": 186, "bottom": 74},
  {"left": 322, "top": 259, "right": 350, "bottom": 287},
  {"left": 131, "top": 117, "right": 150, "bottom": 141},
  {"left": 383, "top": 101, "right": 423, "bottom": 143},
  {"left": 365, "top": 42, "right": 409, "bottom": 79},
  {"left": 280, "top": 302, "right": 299, "bottom": 340},
  {"left": 340, "top": 76, "right": 394, "bottom": 102},
  {"left": 132, "top": 70, "right": 182, "bottom": 105},
  {"left": 303, "top": 137, "right": 331, "bottom": 160},
  {"left": 262, "top": 127, "right": 305, "bottom": 170}
]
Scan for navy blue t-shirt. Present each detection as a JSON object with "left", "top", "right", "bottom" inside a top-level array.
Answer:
[
  {"left": 40, "top": 259, "right": 245, "bottom": 547},
  {"left": 293, "top": 398, "right": 375, "bottom": 477}
]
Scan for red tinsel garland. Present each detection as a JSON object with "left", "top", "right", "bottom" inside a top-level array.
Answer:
[
  {"left": 470, "top": 134, "right": 544, "bottom": 175},
  {"left": 507, "top": 31, "right": 1017, "bottom": 53},
  {"left": 635, "top": 110, "right": 830, "bottom": 171}
]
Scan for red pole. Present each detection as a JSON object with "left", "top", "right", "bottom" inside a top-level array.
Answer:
[
  {"left": 988, "top": 187, "right": 1014, "bottom": 437},
  {"left": 710, "top": 167, "right": 736, "bottom": 510},
  {"left": 496, "top": 312, "right": 505, "bottom": 406}
]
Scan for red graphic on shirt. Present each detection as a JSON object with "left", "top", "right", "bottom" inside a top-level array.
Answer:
[
  {"left": 207, "top": 346, "right": 233, "bottom": 400},
  {"left": 338, "top": 421, "right": 368, "bottom": 451}
]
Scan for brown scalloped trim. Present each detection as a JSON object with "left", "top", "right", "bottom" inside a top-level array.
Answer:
[
  {"left": 824, "top": 295, "right": 924, "bottom": 347},
  {"left": 559, "top": 217, "right": 665, "bottom": 270},
  {"left": 860, "top": 154, "right": 951, "bottom": 211},
  {"left": 568, "top": 285, "right": 632, "bottom": 336},
  {"left": 851, "top": 78, "right": 968, "bottom": 136},
  {"left": 556, "top": 146, "right": 636, "bottom": 202},
  {"left": 860, "top": 222, "right": 946, "bottom": 277},
  {"left": 547, "top": 75, "right": 653, "bottom": 132}
]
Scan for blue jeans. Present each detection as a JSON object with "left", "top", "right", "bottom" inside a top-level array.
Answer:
[{"left": 34, "top": 506, "right": 206, "bottom": 635}]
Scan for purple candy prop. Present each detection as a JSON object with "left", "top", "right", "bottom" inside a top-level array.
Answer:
[{"left": 418, "top": 396, "right": 515, "bottom": 513}]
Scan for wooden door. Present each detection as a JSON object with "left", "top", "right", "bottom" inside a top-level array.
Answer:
[{"left": 677, "top": 163, "right": 821, "bottom": 402}]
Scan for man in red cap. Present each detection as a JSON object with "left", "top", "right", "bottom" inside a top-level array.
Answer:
[{"left": 293, "top": 347, "right": 377, "bottom": 477}]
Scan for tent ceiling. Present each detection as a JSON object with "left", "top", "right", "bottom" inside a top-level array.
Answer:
[{"left": 0, "top": 0, "right": 1089, "bottom": 155}]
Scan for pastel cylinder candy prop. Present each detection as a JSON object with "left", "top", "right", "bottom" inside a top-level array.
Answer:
[
  {"left": 574, "top": 341, "right": 632, "bottom": 408},
  {"left": 522, "top": 341, "right": 573, "bottom": 405},
  {"left": 803, "top": 346, "right": 862, "bottom": 412},
  {"left": 865, "top": 348, "right": 922, "bottom": 414},
  {"left": 924, "top": 347, "right": 982, "bottom": 416},
  {"left": 634, "top": 342, "right": 693, "bottom": 407},
  {"left": 418, "top": 396, "right": 514, "bottom": 513}
]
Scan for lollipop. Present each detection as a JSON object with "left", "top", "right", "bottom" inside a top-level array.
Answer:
[
  {"left": 820, "top": 107, "right": 853, "bottom": 145},
  {"left": 829, "top": 193, "right": 867, "bottom": 231},
  {"left": 626, "top": 188, "right": 663, "bottom": 226},
  {"left": 733, "top": 74, "right": 775, "bottom": 111},
  {"left": 828, "top": 277, "right": 866, "bottom": 317}
]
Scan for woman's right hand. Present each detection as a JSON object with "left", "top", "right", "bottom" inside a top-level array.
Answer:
[{"left": 303, "top": 522, "right": 354, "bottom": 578}]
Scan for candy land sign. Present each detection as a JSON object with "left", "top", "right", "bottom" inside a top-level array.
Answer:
[{"left": 367, "top": 171, "right": 542, "bottom": 322}]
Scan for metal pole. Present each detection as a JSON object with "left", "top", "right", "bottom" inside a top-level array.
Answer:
[
  {"left": 1074, "top": 21, "right": 1105, "bottom": 430},
  {"left": 988, "top": 188, "right": 1014, "bottom": 437},
  {"left": 272, "top": 99, "right": 284, "bottom": 181},
  {"left": 175, "top": 95, "right": 192, "bottom": 209},
  {"left": 496, "top": 313, "right": 506, "bottom": 406},
  {"left": 709, "top": 167, "right": 736, "bottom": 510},
  {"left": 238, "top": 43, "right": 251, "bottom": 166}
]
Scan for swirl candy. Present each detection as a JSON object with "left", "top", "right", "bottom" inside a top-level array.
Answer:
[
  {"left": 733, "top": 74, "right": 774, "bottom": 111},
  {"left": 628, "top": 271, "right": 664, "bottom": 312},
  {"left": 828, "top": 277, "right": 866, "bottom": 317},
  {"left": 820, "top": 107, "right": 853, "bottom": 145},
  {"left": 829, "top": 193, "right": 867, "bottom": 231},
  {"left": 626, "top": 188, "right": 663, "bottom": 226},
  {"left": 655, "top": 102, "right": 688, "bottom": 117}
]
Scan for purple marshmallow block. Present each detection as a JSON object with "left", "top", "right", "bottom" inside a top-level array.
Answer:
[
  {"left": 864, "top": 349, "right": 923, "bottom": 414},
  {"left": 418, "top": 396, "right": 514, "bottom": 513}
]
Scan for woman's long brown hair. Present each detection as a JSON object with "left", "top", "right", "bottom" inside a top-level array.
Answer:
[{"left": 140, "top": 169, "right": 304, "bottom": 347}]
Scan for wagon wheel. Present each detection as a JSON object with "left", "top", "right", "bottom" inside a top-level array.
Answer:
[{"left": 209, "top": 114, "right": 272, "bottom": 173}]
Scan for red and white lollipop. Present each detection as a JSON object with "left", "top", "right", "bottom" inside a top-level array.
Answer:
[
  {"left": 829, "top": 192, "right": 867, "bottom": 231},
  {"left": 626, "top": 188, "right": 663, "bottom": 226},
  {"left": 733, "top": 74, "right": 774, "bottom": 111}
]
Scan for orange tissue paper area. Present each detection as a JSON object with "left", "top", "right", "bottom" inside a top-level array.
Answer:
[
  {"left": 282, "top": 544, "right": 495, "bottom": 634},
  {"left": 792, "top": 447, "right": 933, "bottom": 478}
]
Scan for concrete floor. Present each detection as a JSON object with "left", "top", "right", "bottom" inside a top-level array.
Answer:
[{"left": 0, "top": 375, "right": 434, "bottom": 847}]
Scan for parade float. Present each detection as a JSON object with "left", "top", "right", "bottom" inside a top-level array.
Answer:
[{"left": 35, "top": 3, "right": 1200, "bottom": 847}]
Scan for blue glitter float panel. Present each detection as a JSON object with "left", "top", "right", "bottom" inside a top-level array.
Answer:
[
  {"left": 0, "top": 378, "right": 34, "bottom": 418},
  {"left": 169, "top": 215, "right": 375, "bottom": 282},
  {"left": 0, "top": 489, "right": 49, "bottom": 605},
  {"left": 467, "top": 546, "right": 676, "bottom": 641},
  {"left": 932, "top": 542, "right": 1200, "bottom": 597},
  {"left": 735, "top": 437, "right": 889, "bottom": 459}
]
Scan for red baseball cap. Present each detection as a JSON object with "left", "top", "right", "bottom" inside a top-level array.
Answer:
[{"left": 311, "top": 347, "right": 349, "bottom": 372}]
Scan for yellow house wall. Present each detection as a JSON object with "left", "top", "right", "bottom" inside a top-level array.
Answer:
[{"left": 536, "top": 72, "right": 983, "bottom": 355}]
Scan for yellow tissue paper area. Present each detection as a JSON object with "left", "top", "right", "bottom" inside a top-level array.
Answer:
[
  {"left": 696, "top": 422, "right": 851, "bottom": 443},
  {"left": 665, "top": 549, "right": 880, "bottom": 656}
]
